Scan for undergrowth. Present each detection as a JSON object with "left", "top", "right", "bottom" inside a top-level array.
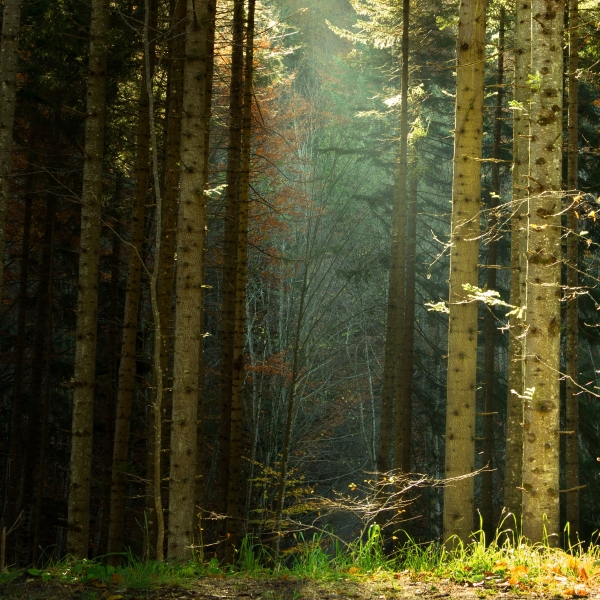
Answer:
[{"left": 2, "top": 524, "right": 600, "bottom": 596}]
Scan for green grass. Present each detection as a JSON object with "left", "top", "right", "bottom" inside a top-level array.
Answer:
[{"left": 4, "top": 525, "right": 600, "bottom": 593}]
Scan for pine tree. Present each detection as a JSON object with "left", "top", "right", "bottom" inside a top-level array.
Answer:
[
  {"left": 443, "top": 0, "right": 487, "bottom": 544},
  {"left": 66, "top": 0, "right": 111, "bottom": 558},
  {"left": 521, "top": 0, "right": 564, "bottom": 545}
]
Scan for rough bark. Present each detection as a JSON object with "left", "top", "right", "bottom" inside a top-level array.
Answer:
[
  {"left": 504, "top": 0, "right": 531, "bottom": 526},
  {"left": 481, "top": 6, "right": 504, "bottom": 542},
  {"left": 107, "top": 1, "right": 156, "bottom": 561},
  {"left": 565, "top": 0, "right": 579, "bottom": 539},
  {"left": 522, "top": 0, "right": 564, "bottom": 545},
  {"left": 392, "top": 0, "right": 411, "bottom": 476},
  {"left": 224, "top": 0, "right": 256, "bottom": 563},
  {"left": 167, "top": 0, "right": 209, "bottom": 560},
  {"left": 218, "top": 0, "right": 246, "bottom": 537},
  {"left": 66, "top": 0, "right": 110, "bottom": 558},
  {"left": 443, "top": 0, "right": 487, "bottom": 545},
  {"left": 0, "top": 0, "right": 23, "bottom": 299}
]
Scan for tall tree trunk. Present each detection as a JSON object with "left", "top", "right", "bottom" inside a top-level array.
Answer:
[
  {"left": 107, "top": 1, "right": 156, "bottom": 562},
  {"left": 443, "top": 0, "right": 487, "bottom": 545},
  {"left": 21, "top": 196, "right": 56, "bottom": 564},
  {"left": 4, "top": 193, "right": 32, "bottom": 544},
  {"left": 0, "top": 0, "right": 23, "bottom": 300},
  {"left": 392, "top": 0, "right": 411, "bottom": 477},
  {"left": 218, "top": 0, "right": 246, "bottom": 540},
  {"left": 31, "top": 196, "right": 57, "bottom": 566},
  {"left": 522, "top": 0, "right": 564, "bottom": 545},
  {"left": 167, "top": 0, "right": 210, "bottom": 560},
  {"left": 398, "top": 173, "right": 418, "bottom": 474},
  {"left": 504, "top": 0, "right": 531, "bottom": 526},
  {"left": 144, "top": 0, "right": 186, "bottom": 556},
  {"left": 66, "top": 0, "right": 110, "bottom": 558},
  {"left": 224, "top": 0, "right": 256, "bottom": 563},
  {"left": 195, "top": 0, "right": 217, "bottom": 542},
  {"left": 97, "top": 220, "right": 120, "bottom": 557},
  {"left": 565, "top": 0, "right": 579, "bottom": 539},
  {"left": 481, "top": 6, "right": 504, "bottom": 542}
]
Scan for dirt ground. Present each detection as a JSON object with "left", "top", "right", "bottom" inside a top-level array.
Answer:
[{"left": 2, "top": 574, "right": 599, "bottom": 600}]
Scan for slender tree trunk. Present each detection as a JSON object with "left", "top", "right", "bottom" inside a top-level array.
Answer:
[
  {"left": 504, "top": 0, "right": 531, "bottom": 526},
  {"left": 4, "top": 194, "right": 32, "bottom": 543},
  {"left": 107, "top": 1, "right": 156, "bottom": 562},
  {"left": 195, "top": 0, "right": 217, "bottom": 542},
  {"left": 66, "top": 0, "right": 110, "bottom": 558},
  {"left": 565, "top": 0, "right": 579, "bottom": 539},
  {"left": 224, "top": 0, "right": 256, "bottom": 563},
  {"left": 144, "top": 0, "right": 186, "bottom": 556},
  {"left": 31, "top": 197, "right": 56, "bottom": 566},
  {"left": 167, "top": 0, "right": 210, "bottom": 560},
  {"left": 481, "top": 7, "right": 504, "bottom": 542},
  {"left": 218, "top": 0, "right": 246, "bottom": 539},
  {"left": 398, "top": 173, "right": 418, "bottom": 474},
  {"left": 443, "top": 0, "right": 487, "bottom": 545},
  {"left": 392, "top": 0, "right": 411, "bottom": 476},
  {"left": 522, "top": 0, "right": 564, "bottom": 545},
  {"left": 0, "top": 0, "right": 23, "bottom": 299},
  {"left": 97, "top": 221, "right": 121, "bottom": 557}
]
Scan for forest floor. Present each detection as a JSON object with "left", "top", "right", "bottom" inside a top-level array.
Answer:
[{"left": 1, "top": 572, "right": 599, "bottom": 600}]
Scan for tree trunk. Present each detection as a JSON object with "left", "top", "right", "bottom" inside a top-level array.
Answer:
[
  {"left": 481, "top": 6, "right": 504, "bottom": 542},
  {"left": 504, "top": 0, "right": 531, "bottom": 526},
  {"left": 4, "top": 193, "right": 32, "bottom": 545},
  {"left": 144, "top": 0, "right": 186, "bottom": 557},
  {"left": 22, "top": 196, "right": 56, "bottom": 564},
  {"left": 97, "top": 220, "right": 121, "bottom": 558},
  {"left": 167, "top": 0, "right": 210, "bottom": 560},
  {"left": 565, "top": 0, "right": 579, "bottom": 539},
  {"left": 398, "top": 173, "right": 417, "bottom": 475},
  {"left": 443, "top": 0, "right": 487, "bottom": 545},
  {"left": 522, "top": 0, "right": 564, "bottom": 545},
  {"left": 66, "top": 0, "right": 110, "bottom": 558},
  {"left": 30, "top": 196, "right": 57, "bottom": 566},
  {"left": 224, "top": 0, "right": 256, "bottom": 563},
  {"left": 392, "top": 0, "right": 411, "bottom": 477},
  {"left": 107, "top": 1, "right": 156, "bottom": 562},
  {"left": 0, "top": 0, "right": 23, "bottom": 299},
  {"left": 218, "top": 0, "right": 246, "bottom": 542}
]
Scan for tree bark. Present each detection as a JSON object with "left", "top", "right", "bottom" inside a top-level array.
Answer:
[
  {"left": 66, "top": 0, "right": 110, "bottom": 558},
  {"left": 504, "top": 0, "right": 531, "bottom": 526},
  {"left": 392, "top": 0, "right": 411, "bottom": 477},
  {"left": 224, "top": 0, "right": 256, "bottom": 563},
  {"left": 481, "top": 6, "right": 504, "bottom": 543},
  {"left": 107, "top": 0, "right": 156, "bottom": 562},
  {"left": 0, "top": 0, "right": 23, "bottom": 300},
  {"left": 144, "top": 0, "right": 186, "bottom": 557},
  {"left": 443, "top": 0, "right": 487, "bottom": 545},
  {"left": 167, "top": 0, "right": 210, "bottom": 560},
  {"left": 218, "top": 0, "right": 246, "bottom": 540},
  {"left": 565, "top": 0, "right": 579, "bottom": 539},
  {"left": 522, "top": 0, "right": 564, "bottom": 545}
]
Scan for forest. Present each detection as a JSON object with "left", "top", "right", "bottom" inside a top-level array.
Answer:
[{"left": 0, "top": 0, "right": 600, "bottom": 575}]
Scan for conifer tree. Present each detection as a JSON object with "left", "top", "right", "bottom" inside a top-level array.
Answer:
[{"left": 443, "top": 0, "right": 487, "bottom": 544}]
